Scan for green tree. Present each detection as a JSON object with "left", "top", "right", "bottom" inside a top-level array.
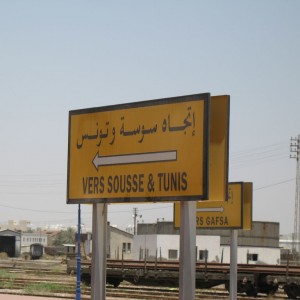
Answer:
[{"left": 53, "top": 227, "right": 75, "bottom": 246}]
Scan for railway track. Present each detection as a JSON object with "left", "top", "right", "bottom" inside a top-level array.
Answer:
[
  {"left": 76, "top": 259, "right": 300, "bottom": 298},
  {"left": 0, "top": 276, "right": 291, "bottom": 300},
  {"left": 0, "top": 259, "right": 296, "bottom": 299}
]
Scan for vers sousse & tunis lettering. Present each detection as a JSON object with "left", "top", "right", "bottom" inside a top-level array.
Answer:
[{"left": 82, "top": 172, "right": 188, "bottom": 195}]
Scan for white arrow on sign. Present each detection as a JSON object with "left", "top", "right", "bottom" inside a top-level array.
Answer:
[
  {"left": 196, "top": 206, "right": 224, "bottom": 213},
  {"left": 93, "top": 150, "right": 177, "bottom": 171}
]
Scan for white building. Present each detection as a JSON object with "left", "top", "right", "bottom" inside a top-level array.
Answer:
[
  {"left": 279, "top": 233, "right": 293, "bottom": 251},
  {"left": 215, "top": 222, "right": 281, "bottom": 264},
  {"left": 133, "top": 221, "right": 280, "bottom": 265},
  {"left": 132, "top": 234, "right": 220, "bottom": 262},
  {"left": 107, "top": 225, "right": 134, "bottom": 260},
  {"left": 21, "top": 232, "right": 48, "bottom": 254},
  {"left": 86, "top": 224, "right": 134, "bottom": 259},
  {"left": 220, "top": 245, "right": 280, "bottom": 265}
]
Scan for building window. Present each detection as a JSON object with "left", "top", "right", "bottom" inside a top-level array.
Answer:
[
  {"left": 199, "top": 250, "right": 208, "bottom": 261},
  {"left": 122, "top": 242, "right": 132, "bottom": 253},
  {"left": 168, "top": 249, "right": 178, "bottom": 260},
  {"left": 248, "top": 253, "right": 258, "bottom": 261}
]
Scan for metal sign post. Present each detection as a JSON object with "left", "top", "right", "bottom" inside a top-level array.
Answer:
[
  {"left": 91, "top": 203, "right": 107, "bottom": 300},
  {"left": 76, "top": 204, "right": 81, "bottom": 300},
  {"left": 179, "top": 201, "right": 196, "bottom": 300},
  {"left": 230, "top": 229, "right": 238, "bottom": 300}
]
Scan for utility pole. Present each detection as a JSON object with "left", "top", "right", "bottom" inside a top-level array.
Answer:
[
  {"left": 133, "top": 208, "right": 138, "bottom": 235},
  {"left": 133, "top": 207, "right": 142, "bottom": 235},
  {"left": 290, "top": 136, "right": 300, "bottom": 258}
]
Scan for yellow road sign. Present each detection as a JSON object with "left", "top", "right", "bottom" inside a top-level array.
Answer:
[
  {"left": 209, "top": 95, "right": 230, "bottom": 202},
  {"left": 174, "top": 182, "right": 253, "bottom": 229},
  {"left": 67, "top": 94, "right": 210, "bottom": 204}
]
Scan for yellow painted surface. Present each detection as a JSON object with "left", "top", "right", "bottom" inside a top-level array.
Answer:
[
  {"left": 243, "top": 182, "right": 253, "bottom": 230},
  {"left": 174, "top": 182, "right": 243, "bottom": 228},
  {"left": 209, "top": 95, "right": 230, "bottom": 202},
  {"left": 67, "top": 95, "right": 209, "bottom": 203}
]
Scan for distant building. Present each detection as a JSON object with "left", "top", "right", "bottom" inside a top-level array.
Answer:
[
  {"left": 200, "top": 221, "right": 280, "bottom": 264},
  {"left": 75, "top": 233, "right": 92, "bottom": 257},
  {"left": 0, "top": 220, "right": 31, "bottom": 232},
  {"left": 63, "top": 244, "right": 76, "bottom": 256},
  {"left": 21, "top": 232, "right": 48, "bottom": 254},
  {"left": 133, "top": 221, "right": 280, "bottom": 265},
  {"left": 133, "top": 232, "right": 220, "bottom": 262},
  {"left": 280, "top": 233, "right": 293, "bottom": 251},
  {"left": 0, "top": 229, "right": 49, "bottom": 257},
  {"left": 279, "top": 233, "right": 295, "bottom": 264},
  {"left": 85, "top": 224, "right": 134, "bottom": 259},
  {"left": 0, "top": 229, "right": 21, "bottom": 257},
  {"left": 108, "top": 225, "right": 133, "bottom": 260}
]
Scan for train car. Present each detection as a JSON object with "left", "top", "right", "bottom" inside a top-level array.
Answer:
[
  {"left": 68, "top": 259, "right": 300, "bottom": 297},
  {"left": 30, "top": 243, "right": 43, "bottom": 260}
]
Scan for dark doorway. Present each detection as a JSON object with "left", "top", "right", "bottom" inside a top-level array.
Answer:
[{"left": 0, "top": 236, "right": 16, "bottom": 257}]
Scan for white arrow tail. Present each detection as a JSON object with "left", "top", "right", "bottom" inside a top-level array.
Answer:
[
  {"left": 196, "top": 207, "right": 224, "bottom": 213},
  {"left": 93, "top": 150, "right": 177, "bottom": 170}
]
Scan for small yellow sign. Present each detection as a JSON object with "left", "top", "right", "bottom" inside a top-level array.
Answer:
[
  {"left": 174, "top": 182, "right": 253, "bottom": 229},
  {"left": 67, "top": 94, "right": 210, "bottom": 204}
]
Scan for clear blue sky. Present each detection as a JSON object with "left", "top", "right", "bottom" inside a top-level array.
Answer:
[{"left": 0, "top": 1, "right": 299, "bottom": 234}]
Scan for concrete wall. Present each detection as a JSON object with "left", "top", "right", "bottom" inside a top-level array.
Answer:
[
  {"left": 132, "top": 234, "right": 221, "bottom": 262},
  {"left": 221, "top": 246, "right": 280, "bottom": 264},
  {"left": 196, "top": 235, "right": 221, "bottom": 262},
  {"left": 108, "top": 227, "right": 133, "bottom": 260},
  {"left": 132, "top": 234, "right": 158, "bottom": 260},
  {"left": 135, "top": 221, "right": 280, "bottom": 265},
  {"left": 21, "top": 232, "right": 48, "bottom": 254},
  {"left": 200, "top": 221, "right": 280, "bottom": 248},
  {"left": 280, "top": 234, "right": 293, "bottom": 251},
  {"left": 138, "top": 221, "right": 280, "bottom": 248}
]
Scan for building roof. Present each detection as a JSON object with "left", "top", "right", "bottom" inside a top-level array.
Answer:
[{"left": 0, "top": 229, "right": 21, "bottom": 236}]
